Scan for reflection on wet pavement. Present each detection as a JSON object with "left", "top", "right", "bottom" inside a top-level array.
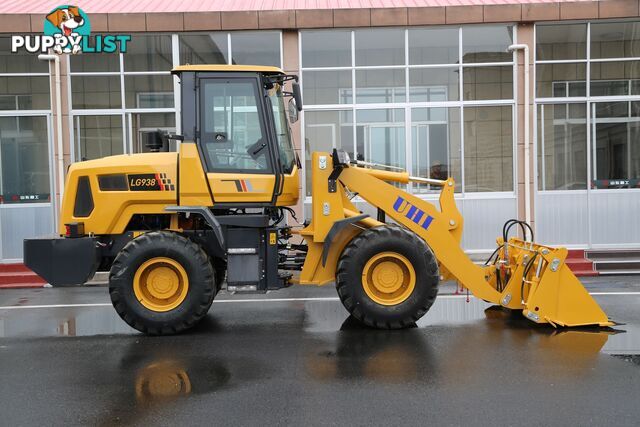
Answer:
[
  {"left": 1, "top": 295, "right": 638, "bottom": 356},
  {"left": 2, "top": 290, "right": 640, "bottom": 425},
  {"left": 98, "top": 348, "right": 234, "bottom": 426}
]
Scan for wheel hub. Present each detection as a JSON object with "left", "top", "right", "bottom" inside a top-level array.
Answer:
[
  {"left": 362, "top": 252, "right": 416, "bottom": 306},
  {"left": 133, "top": 257, "right": 189, "bottom": 312}
]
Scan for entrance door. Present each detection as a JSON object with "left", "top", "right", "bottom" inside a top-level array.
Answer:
[
  {"left": 199, "top": 77, "right": 277, "bottom": 204},
  {"left": 0, "top": 114, "right": 55, "bottom": 261},
  {"left": 589, "top": 101, "right": 640, "bottom": 247}
]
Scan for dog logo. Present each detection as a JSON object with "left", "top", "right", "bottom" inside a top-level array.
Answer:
[
  {"left": 11, "top": 5, "right": 129, "bottom": 55},
  {"left": 43, "top": 5, "right": 91, "bottom": 54}
]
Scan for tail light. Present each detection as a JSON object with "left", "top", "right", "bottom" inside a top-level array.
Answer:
[{"left": 65, "top": 222, "right": 85, "bottom": 238}]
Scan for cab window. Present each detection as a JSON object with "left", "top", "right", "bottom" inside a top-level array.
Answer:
[
  {"left": 201, "top": 78, "right": 272, "bottom": 173},
  {"left": 267, "top": 86, "right": 296, "bottom": 174}
]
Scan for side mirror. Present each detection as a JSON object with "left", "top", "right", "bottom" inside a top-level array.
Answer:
[
  {"left": 288, "top": 98, "right": 299, "bottom": 123},
  {"left": 292, "top": 82, "right": 303, "bottom": 112}
]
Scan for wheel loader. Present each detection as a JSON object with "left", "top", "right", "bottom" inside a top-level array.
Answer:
[{"left": 24, "top": 65, "right": 613, "bottom": 334}]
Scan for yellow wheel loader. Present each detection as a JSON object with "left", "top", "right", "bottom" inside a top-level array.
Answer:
[{"left": 24, "top": 65, "right": 613, "bottom": 334}]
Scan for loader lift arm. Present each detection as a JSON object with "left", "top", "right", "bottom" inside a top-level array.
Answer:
[{"left": 299, "top": 150, "right": 613, "bottom": 328}]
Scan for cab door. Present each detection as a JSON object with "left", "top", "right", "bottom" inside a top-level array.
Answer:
[{"left": 199, "top": 76, "right": 277, "bottom": 204}]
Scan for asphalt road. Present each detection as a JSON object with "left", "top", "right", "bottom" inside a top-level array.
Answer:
[{"left": 1, "top": 278, "right": 639, "bottom": 426}]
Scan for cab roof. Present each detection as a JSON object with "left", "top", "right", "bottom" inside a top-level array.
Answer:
[{"left": 172, "top": 64, "right": 285, "bottom": 75}]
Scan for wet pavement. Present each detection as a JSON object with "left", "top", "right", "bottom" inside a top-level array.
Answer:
[{"left": 1, "top": 279, "right": 640, "bottom": 426}]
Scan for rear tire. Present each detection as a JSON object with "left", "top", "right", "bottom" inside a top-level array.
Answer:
[
  {"left": 109, "top": 231, "right": 216, "bottom": 335},
  {"left": 336, "top": 225, "right": 439, "bottom": 329}
]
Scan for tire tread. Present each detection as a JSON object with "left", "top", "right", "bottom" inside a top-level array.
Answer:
[
  {"left": 336, "top": 224, "right": 439, "bottom": 329},
  {"left": 109, "top": 231, "right": 215, "bottom": 335}
]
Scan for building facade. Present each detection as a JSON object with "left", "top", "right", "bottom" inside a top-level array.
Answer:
[{"left": 0, "top": 0, "right": 639, "bottom": 261}]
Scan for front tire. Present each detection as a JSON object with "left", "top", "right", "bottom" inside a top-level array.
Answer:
[
  {"left": 336, "top": 225, "right": 439, "bottom": 329},
  {"left": 109, "top": 231, "right": 216, "bottom": 335}
]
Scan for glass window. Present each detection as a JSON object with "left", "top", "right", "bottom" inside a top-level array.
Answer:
[
  {"left": 356, "top": 109, "right": 405, "bottom": 168},
  {"left": 201, "top": 78, "right": 271, "bottom": 173},
  {"left": 300, "top": 26, "right": 518, "bottom": 196},
  {"left": 0, "top": 77, "right": 50, "bottom": 110},
  {"left": 0, "top": 116, "right": 50, "bottom": 204},
  {"left": 463, "top": 66, "right": 513, "bottom": 100},
  {"left": 268, "top": 86, "right": 296, "bottom": 174},
  {"left": 536, "top": 63, "right": 586, "bottom": 98},
  {"left": 537, "top": 103, "right": 587, "bottom": 190},
  {"left": 409, "top": 67, "right": 458, "bottom": 102},
  {"left": 70, "top": 38, "right": 119, "bottom": 72},
  {"left": 591, "top": 61, "right": 640, "bottom": 96},
  {"left": 304, "top": 110, "right": 353, "bottom": 195},
  {"left": 411, "top": 107, "right": 461, "bottom": 193},
  {"left": 72, "top": 76, "right": 121, "bottom": 109},
  {"left": 536, "top": 24, "right": 587, "bottom": 61},
  {"left": 302, "top": 31, "right": 351, "bottom": 68},
  {"left": 230, "top": 31, "right": 280, "bottom": 67},
  {"left": 131, "top": 113, "right": 176, "bottom": 153},
  {"left": 591, "top": 22, "right": 640, "bottom": 60},
  {"left": 592, "top": 101, "right": 640, "bottom": 189},
  {"left": 74, "top": 115, "right": 124, "bottom": 161},
  {"left": 302, "top": 70, "right": 352, "bottom": 105},
  {"left": 355, "top": 28, "right": 405, "bottom": 66},
  {"left": 355, "top": 69, "right": 405, "bottom": 104},
  {"left": 409, "top": 28, "right": 459, "bottom": 65},
  {"left": 125, "top": 75, "right": 174, "bottom": 108},
  {"left": 0, "top": 37, "right": 48, "bottom": 74},
  {"left": 462, "top": 26, "right": 513, "bottom": 63},
  {"left": 179, "top": 33, "right": 228, "bottom": 65},
  {"left": 124, "top": 34, "right": 173, "bottom": 72},
  {"left": 464, "top": 106, "right": 513, "bottom": 192}
]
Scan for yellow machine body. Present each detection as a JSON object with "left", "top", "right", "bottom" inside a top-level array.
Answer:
[
  {"left": 60, "top": 153, "right": 179, "bottom": 235},
  {"left": 60, "top": 141, "right": 299, "bottom": 236}
]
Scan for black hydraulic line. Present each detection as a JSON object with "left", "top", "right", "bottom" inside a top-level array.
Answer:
[
  {"left": 505, "top": 221, "right": 526, "bottom": 242},
  {"left": 502, "top": 218, "right": 535, "bottom": 242},
  {"left": 502, "top": 219, "right": 519, "bottom": 241},
  {"left": 484, "top": 246, "right": 501, "bottom": 266},
  {"left": 282, "top": 206, "right": 300, "bottom": 224}
]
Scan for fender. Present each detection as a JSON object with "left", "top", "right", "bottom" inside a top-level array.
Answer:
[{"left": 165, "top": 205, "right": 225, "bottom": 252}]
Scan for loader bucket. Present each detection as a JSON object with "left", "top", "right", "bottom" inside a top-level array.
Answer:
[{"left": 521, "top": 247, "right": 613, "bottom": 327}]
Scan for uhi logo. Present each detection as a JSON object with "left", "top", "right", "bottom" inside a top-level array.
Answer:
[{"left": 392, "top": 196, "right": 434, "bottom": 230}]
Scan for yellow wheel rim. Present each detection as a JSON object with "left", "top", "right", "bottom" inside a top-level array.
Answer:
[
  {"left": 133, "top": 257, "right": 189, "bottom": 312},
  {"left": 362, "top": 252, "right": 416, "bottom": 306}
]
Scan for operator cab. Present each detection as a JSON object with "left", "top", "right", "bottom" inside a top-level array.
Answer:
[{"left": 172, "top": 65, "right": 302, "bottom": 207}]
